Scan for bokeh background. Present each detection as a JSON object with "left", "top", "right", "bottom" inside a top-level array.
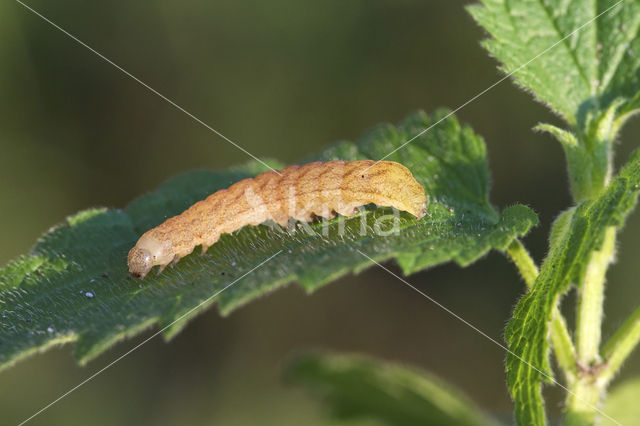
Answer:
[{"left": 1, "top": 1, "right": 639, "bottom": 425}]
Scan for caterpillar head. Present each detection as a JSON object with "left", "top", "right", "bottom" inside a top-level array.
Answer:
[
  {"left": 368, "top": 161, "right": 427, "bottom": 219},
  {"left": 128, "top": 234, "right": 174, "bottom": 278}
]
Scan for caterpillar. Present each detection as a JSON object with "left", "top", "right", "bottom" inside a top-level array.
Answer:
[{"left": 128, "top": 160, "right": 427, "bottom": 278}]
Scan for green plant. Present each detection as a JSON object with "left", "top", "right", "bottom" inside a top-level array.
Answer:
[
  {"left": 2, "top": 1, "right": 640, "bottom": 425},
  {"left": 470, "top": 0, "right": 640, "bottom": 424}
]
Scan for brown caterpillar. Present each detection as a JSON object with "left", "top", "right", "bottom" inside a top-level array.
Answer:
[{"left": 128, "top": 160, "right": 427, "bottom": 278}]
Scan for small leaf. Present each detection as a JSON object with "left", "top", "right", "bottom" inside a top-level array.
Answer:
[
  {"left": 505, "top": 150, "right": 640, "bottom": 426},
  {"left": 286, "top": 352, "right": 502, "bottom": 426},
  {"left": 603, "top": 376, "right": 640, "bottom": 424},
  {"left": 548, "top": 207, "right": 576, "bottom": 249},
  {"left": 468, "top": 0, "right": 640, "bottom": 127},
  {"left": 0, "top": 110, "right": 537, "bottom": 371},
  {"left": 535, "top": 124, "right": 578, "bottom": 149}
]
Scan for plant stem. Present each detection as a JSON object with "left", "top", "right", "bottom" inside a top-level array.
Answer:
[
  {"left": 506, "top": 240, "right": 577, "bottom": 378},
  {"left": 564, "top": 376, "right": 603, "bottom": 426},
  {"left": 600, "top": 303, "right": 640, "bottom": 386},
  {"left": 575, "top": 227, "right": 616, "bottom": 366},
  {"left": 551, "top": 312, "right": 578, "bottom": 382},
  {"left": 565, "top": 227, "right": 617, "bottom": 426},
  {"left": 506, "top": 239, "right": 538, "bottom": 287}
]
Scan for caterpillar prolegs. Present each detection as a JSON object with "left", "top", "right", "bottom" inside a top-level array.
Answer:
[{"left": 128, "top": 160, "right": 427, "bottom": 278}]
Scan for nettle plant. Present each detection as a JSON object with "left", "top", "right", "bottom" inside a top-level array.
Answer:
[{"left": 2, "top": 1, "right": 640, "bottom": 425}]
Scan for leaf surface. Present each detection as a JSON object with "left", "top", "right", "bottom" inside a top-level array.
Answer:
[
  {"left": 286, "top": 352, "right": 502, "bottom": 426},
  {"left": 0, "top": 110, "right": 537, "bottom": 371},
  {"left": 468, "top": 0, "right": 640, "bottom": 125}
]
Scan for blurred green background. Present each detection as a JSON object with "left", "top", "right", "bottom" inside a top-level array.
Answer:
[{"left": 1, "top": 1, "right": 639, "bottom": 425}]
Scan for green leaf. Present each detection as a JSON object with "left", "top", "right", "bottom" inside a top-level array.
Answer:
[
  {"left": 0, "top": 110, "right": 537, "bottom": 371},
  {"left": 470, "top": 0, "right": 640, "bottom": 202},
  {"left": 286, "top": 352, "right": 502, "bottom": 426},
  {"left": 468, "top": 0, "right": 640, "bottom": 127},
  {"left": 602, "top": 376, "right": 640, "bottom": 424},
  {"left": 505, "top": 150, "right": 640, "bottom": 426}
]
